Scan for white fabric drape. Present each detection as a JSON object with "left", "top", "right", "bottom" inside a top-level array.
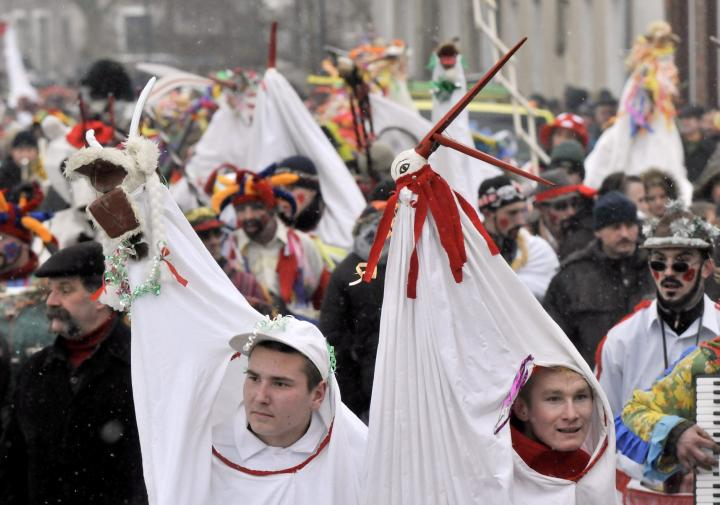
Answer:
[
  {"left": 584, "top": 78, "right": 690, "bottom": 203},
  {"left": 363, "top": 186, "right": 616, "bottom": 505},
  {"left": 246, "top": 68, "right": 365, "bottom": 249},
  {"left": 123, "top": 183, "right": 366, "bottom": 505},
  {"left": 3, "top": 23, "right": 37, "bottom": 108},
  {"left": 184, "top": 104, "right": 253, "bottom": 200}
]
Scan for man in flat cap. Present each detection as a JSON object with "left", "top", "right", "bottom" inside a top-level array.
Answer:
[{"left": 0, "top": 241, "right": 147, "bottom": 505}]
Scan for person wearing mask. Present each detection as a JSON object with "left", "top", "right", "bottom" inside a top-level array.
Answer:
[{"left": 597, "top": 204, "right": 720, "bottom": 416}]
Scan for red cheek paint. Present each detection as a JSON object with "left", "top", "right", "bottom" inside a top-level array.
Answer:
[
  {"left": 498, "top": 217, "right": 509, "bottom": 228},
  {"left": 652, "top": 271, "right": 660, "bottom": 280},
  {"left": 296, "top": 193, "right": 306, "bottom": 205},
  {"left": 682, "top": 268, "right": 697, "bottom": 282}
]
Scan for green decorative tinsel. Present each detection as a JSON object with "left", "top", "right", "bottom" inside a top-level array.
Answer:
[{"left": 432, "top": 78, "right": 460, "bottom": 103}]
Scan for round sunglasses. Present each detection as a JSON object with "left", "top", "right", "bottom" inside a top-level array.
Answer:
[{"left": 648, "top": 260, "right": 695, "bottom": 274}]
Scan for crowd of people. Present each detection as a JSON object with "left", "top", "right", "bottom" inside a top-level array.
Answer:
[{"left": 1, "top": 19, "right": 720, "bottom": 505}]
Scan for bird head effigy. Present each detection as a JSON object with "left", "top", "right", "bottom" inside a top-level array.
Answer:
[{"left": 363, "top": 37, "right": 553, "bottom": 298}]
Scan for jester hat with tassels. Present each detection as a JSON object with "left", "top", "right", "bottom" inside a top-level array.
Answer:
[
  {"left": 204, "top": 163, "right": 298, "bottom": 219},
  {"left": 0, "top": 185, "right": 56, "bottom": 250},
  {"left": 361, "top": 37, "right": 551, "bottom": 298}
]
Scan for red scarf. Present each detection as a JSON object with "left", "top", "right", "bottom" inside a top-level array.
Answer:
[
  {"left": 510, "top": 424, "right": 590, "bottom": 481},
  {"left": 275, "top": 229, "right": 307, "bottom": 304},
  {"left": 363, "top": 165, "right": 499, "bottom": 298},
  {"left": 62, "top": 315, "right": 116, "bottom": 369}
]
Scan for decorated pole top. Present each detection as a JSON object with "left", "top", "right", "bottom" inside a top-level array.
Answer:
[
  {"left": 268, "top": 21, "right": 278, "bottom": 69},
  {"left": 387, "top": 37, "right": 550, "bottom": 187},
  {"left": 366, "top": 37, "right": 553, "bottom": 296}
]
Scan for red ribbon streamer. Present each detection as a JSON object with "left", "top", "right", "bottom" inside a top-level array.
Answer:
[
  {"left": 161, "top": 247, "right": 189, "bottom": 287},
  {"left": 90, "top": 279, "right": 107, "bottom": 302},
  {"left": 534, "top": 184, "right": 597, "bottom": 203},
  {"left": 363, "top": 165, "right": 499, "bottom": 299},
  {"left": 212, "top": 421, "right": 334, "bottom": 476}
]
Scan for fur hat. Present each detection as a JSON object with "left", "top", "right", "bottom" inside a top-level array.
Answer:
[
  {"left": 273, "top": 155, "right": 320, "bottom": 191},
  {"left": 80, "top": 59, "right": 134, "bottom": 101},
  {"left": 642, "top": 201, "right": 720, "bottom": 250}
]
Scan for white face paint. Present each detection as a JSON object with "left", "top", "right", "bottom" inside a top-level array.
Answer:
[{"left": 390, "top": 149, "right": 428, "bottom": 181}]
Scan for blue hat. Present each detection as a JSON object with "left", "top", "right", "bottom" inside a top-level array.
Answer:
[{"left": 592, "top": 191, "right": 637, "bottom": 230}]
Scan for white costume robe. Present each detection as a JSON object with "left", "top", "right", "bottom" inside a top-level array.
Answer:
[
  {"left": 121, "top": 183, "right": 366, "bottom": 505},
  {"left": 584, "top": 61, "right": 691, "bottom": 203},
  {"left": 362, "top": 173, "right": 615, "bottom": 504},
  {"left": 186, "top": 68, "right": 365, "bottom": 249},
  {"left": 246, "top": 68, "right": 365, "bottom": 250},
  {"left": 513, "top": 228, "right": 559, "bottom": 301}
]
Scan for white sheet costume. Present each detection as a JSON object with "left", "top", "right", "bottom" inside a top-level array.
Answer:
[
  {"left": 126, "top": 184, "right": 366, "bottom": 505},
  {"left": 584, "top": 22, "right": 691, "bottom": 203},
  {"left": 62, "top": 78, "right": 367, "bottom": 505},
  {"left": 187, "top": 67, "right": 365, "bottom": 250},
  {"left": 430, "top": 53, "right": 501, "bottom": 203},
  {"left": 246, "top": 68, "right": 364, "bottom": 249},
  {"left": 361, "top": 149, "right": 615, "bottom": 504}
]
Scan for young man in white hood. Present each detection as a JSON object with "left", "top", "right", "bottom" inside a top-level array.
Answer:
[{"left": 59, "top": 79, "right": 367, "bottom": 505}]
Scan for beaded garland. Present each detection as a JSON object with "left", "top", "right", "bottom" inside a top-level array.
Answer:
[{"left": 104, "top": 240, "right": 168, "bottom": 313}]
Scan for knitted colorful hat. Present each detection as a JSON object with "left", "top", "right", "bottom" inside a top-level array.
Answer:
[
  {"left": 204, "top": 163, "right": 298, "bottom": 217},
  {"left": 184, "top": 207, "right": 225, "bottom": 233},
  {"left": 0, "top": 184, "right": 56, "bottom": 248}
]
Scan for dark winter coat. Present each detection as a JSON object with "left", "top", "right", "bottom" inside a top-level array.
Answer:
[
  {"left": 0, "top": 317, "right": 148, "bottom": 505},
  {"left": 684, "top": 137, "right": 718, "bottom": 183},
  {"left": 319, "top": 252, "right": 385, "bottom": 419},
  {"left": 557, "top": 198, "right": 596, "bottom": 261},
  {"left": 543, "top": 239, "right": 654, "bottom": 368}
]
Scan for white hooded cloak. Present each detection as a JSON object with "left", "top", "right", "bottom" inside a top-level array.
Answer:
[
  {"left": 362, "top": 163, "right": 615, "bottom": 505},
  {"left": 119, "top": 182, "right": 366, "bottom": 505}
]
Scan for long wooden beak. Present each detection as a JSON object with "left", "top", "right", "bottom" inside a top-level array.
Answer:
[{"left": 431, "top": 133, "right": 552, "bottom": 186}]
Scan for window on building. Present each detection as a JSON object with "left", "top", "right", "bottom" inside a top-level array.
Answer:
[{"left": 124, "top": 13, "right": 151, "bottom": 54}]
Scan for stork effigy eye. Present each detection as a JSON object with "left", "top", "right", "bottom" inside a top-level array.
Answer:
[{"left": 399, "top": 162, "right": 410, "bottom": 174}]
